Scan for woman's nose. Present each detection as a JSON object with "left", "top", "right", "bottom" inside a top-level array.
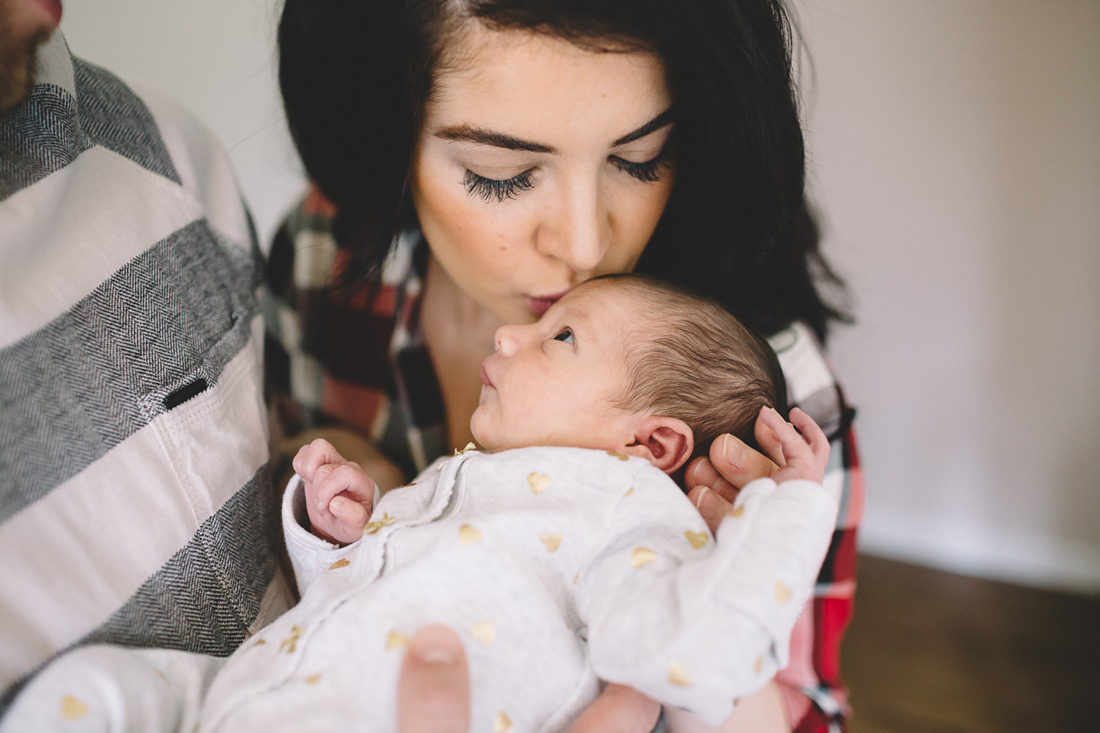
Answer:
[{"left": 537, "top": 178, "right": 607, "bottom": 273}]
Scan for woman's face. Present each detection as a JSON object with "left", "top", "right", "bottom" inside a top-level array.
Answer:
[{"left": 411, "top": 25, "right": 675, "bottom": 325}]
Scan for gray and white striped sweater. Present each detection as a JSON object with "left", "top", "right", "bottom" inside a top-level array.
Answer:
[{"left": 0, "top": 31, "right": 290, "bottom": 709}]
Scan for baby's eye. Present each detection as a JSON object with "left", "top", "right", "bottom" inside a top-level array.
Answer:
[{"left": 553, "top": 328, "right": 575, "bottom": 345}]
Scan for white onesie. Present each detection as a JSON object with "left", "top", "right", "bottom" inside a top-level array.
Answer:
[{"left": 2, "top": 446, "right": 836, "bottom": 732}]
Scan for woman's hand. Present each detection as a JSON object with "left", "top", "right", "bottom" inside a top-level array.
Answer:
[
  {"left": 394, "top": 630, "right": 659, "bottom": 732},
  {"left": 683, "top": 406, "right": 828, "bottom": 534},
  {"left": 667, "top": 407, "right": 830, "bottom": 733},
  {"left": 396, "top": 626, "right": 471, "bottom": 733},
  {"left": 568, "top": 684, "right": 661, "bottom": 732}
]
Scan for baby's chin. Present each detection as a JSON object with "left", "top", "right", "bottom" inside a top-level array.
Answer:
[{"left": 468, "top": 415, "right": 497, "bottom": 452}]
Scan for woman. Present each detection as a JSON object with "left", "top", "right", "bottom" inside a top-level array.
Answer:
[{"left": 265, "top": 1, "right": 861, "bottom": 730}]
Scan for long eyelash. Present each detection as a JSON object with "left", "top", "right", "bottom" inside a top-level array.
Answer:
[
  {"left": 463, "top": 169, "right": 535, "bottom": 202},
  {"left": 610, "top": 149, "right": 671, "bottom": 183}
]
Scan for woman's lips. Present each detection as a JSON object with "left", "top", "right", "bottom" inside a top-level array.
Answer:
[
  {"left": 524, "top": 290, "right": 568, "bottom": 316},
  {"left": 480, "top": 360, "right": 494, "bottom": 388}
]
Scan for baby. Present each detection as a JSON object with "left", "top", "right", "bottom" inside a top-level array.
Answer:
[{"left": 3, "top": 274, "right": 837, "bottom": 732}]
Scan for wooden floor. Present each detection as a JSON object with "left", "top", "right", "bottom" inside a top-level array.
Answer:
[{"left": 843, "top": 556, "right": 1099, "bottom": 733}]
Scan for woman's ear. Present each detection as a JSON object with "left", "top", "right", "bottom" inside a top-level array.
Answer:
[{"left": 624, "top": 416, "right": 694, "bottom": 475}]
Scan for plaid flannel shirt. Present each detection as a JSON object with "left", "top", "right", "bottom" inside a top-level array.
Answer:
[{"left": 263, "top": 186, "right": 863, "bottom": 732}]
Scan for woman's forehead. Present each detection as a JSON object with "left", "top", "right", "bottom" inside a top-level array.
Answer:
[{"left": 427, "top": 24, "right": 671, "bottom": 141}]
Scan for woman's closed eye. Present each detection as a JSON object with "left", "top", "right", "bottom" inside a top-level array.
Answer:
[
  {"left": 463, "top": 168, "right": 535, "bottom": 202},
  {"left": 462, "top": 146, "right": 672, "bottom": 203},
  {"left": 609, "top": 148, "right": 672, "bottom": 184},
  {"left": 553, "top": 328, "right": 575, "bottom": 345}
]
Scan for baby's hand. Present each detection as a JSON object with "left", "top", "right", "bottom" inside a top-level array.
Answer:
[
  {"left": 757, "top": 406, "right": 831, "bottom": 485},
  {"left": 293, "top": 438, "right": 377, "bottom": 545}
]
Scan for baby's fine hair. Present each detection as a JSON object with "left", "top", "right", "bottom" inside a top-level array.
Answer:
[{"left": 584, "top": 274, "right": 789, "bottom": 459}]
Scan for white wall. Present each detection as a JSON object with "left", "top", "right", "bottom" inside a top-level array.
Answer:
[
  {"left": 60, "top": 0, "right": 304, "bottom": 249},
  {"left": 799, "top": 1, "right": 1100, "bottom": 591},
  {"left": 61, "top": 1, "right": 1100, "bottom": 592}
]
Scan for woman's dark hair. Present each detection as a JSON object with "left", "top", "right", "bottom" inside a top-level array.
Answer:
[{"left": 278, "top": 0, "right": 849, "bottom": 342}]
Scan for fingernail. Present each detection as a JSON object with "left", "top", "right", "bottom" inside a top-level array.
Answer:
[
  {"left": 415, "top": 646, "right": 457, "bottom": 665},
  {"left": 696, "top": 486, "right": 722, "bottom": 517},
  {"left": 722, "top": 435, "right": 745, "bottom": 468},
  {"left": 694, "top": 486, "right": 711, "bottom": 511},
  {"left": 684, "top": 462, "right": 698, "bottom": 487}
]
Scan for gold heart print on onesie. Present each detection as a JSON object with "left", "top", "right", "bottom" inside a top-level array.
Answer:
[
  {"left": 60, "top": 695, "right": 88, "bottom": 720},
  {"left": 527, "top": 472, "right": 550, "bottom": 494},
  {"left": 459, "top": 524, "right": 483, "bottom": 545},
  {"left": 684, "top": 530, "right": 709, "bottom": 549},
  {"left": 470, "top": 621, "right": 496, "bottom": 645},
  {"left": 631, "top": 547, "right": 657, "bottom": 568},
  {"left": 539, "top": 532, "right": 562, "bottom": 552},
  {"left": 386, "top": 631, "right": 409, "bottom": 650},
  {"left": 279, "top": 625, "right": 303, "bottom": 653},
  {"left": 668, "top": 661, "right": 693, "bottom": 687},
  {"left": 364, "top": 512, "right": 395, "bottom": 535}
]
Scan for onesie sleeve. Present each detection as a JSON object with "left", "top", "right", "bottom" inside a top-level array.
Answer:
[
  {"left": 576, "top": 467, "right": 838, "bottom": 726},
  {"left": 280, "top": 475, "right": 365, "bottom": 594}
]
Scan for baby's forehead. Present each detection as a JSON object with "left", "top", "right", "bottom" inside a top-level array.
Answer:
[
  {"left": 570, "top": 279, "right": 643, "bottom": 307},
  {"left": 569, "top": 283, "right": 656, "bottom": 351},
  {"left": 574, "top": 280, "right": 668, "bottom": 322}
]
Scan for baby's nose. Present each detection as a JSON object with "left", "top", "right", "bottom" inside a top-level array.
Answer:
[{"left": 494, "top": 324, "right": 520, "bottom": 356}]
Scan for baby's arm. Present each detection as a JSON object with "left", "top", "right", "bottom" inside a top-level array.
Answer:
[
  {"left": 578, "top": 408, "right": 836, "bottom": 725},
  {"left": 293, "top": 438, "right": 377, "bottom": 545}
]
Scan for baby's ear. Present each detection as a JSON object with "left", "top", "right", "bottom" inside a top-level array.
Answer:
[{"left": 624, "top": 416, "right": 694, "bottom": 475}]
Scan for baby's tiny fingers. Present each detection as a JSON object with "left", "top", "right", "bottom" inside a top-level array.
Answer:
[
  {"left": 759, "top": 407, "right": 806, "bottom": 449},
  {"left": 330, "top": 496, "right": 371, "bottom": 538},
  {"left": 293, "top": 438, "right": 339, "bottom": 481},
  {"left": 789, "top": 407, "right": 830, "bottom": 464},
  {"left": 315, "top": 463, "right": 359, "bottom": 505}
]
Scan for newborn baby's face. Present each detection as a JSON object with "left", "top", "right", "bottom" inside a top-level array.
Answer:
[{"left": 471, "top": 283, "right": 640, "bottom": 453}]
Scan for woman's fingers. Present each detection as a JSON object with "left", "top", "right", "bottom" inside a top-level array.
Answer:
[
  {"left": 685, "top": 434, "right": 781, "bottom": 533},
  {"left": 684, "top": 456, "right": 741, "bottom": 504},
  {"left": 396, "top": 626, "right": 471, "bottom": 733},
  {"left": 708, "top": 433, "right": 779, "bottom": 489},
  {"left": 567, "top": 683, "right": 660, "bottom": 733},
  {"left": 686, "top": 485, "right": 733, "bottom": 535}
]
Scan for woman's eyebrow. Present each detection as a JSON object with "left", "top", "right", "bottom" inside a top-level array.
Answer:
[
  {"left": 433, "top": 107, "right": 674, "bottom": 154},
  {"left": 435, "top": 125, "right": 554, "bottom": 154},
  {"left": 612, "top": 107, "right": 674, "bottom": 147}
]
